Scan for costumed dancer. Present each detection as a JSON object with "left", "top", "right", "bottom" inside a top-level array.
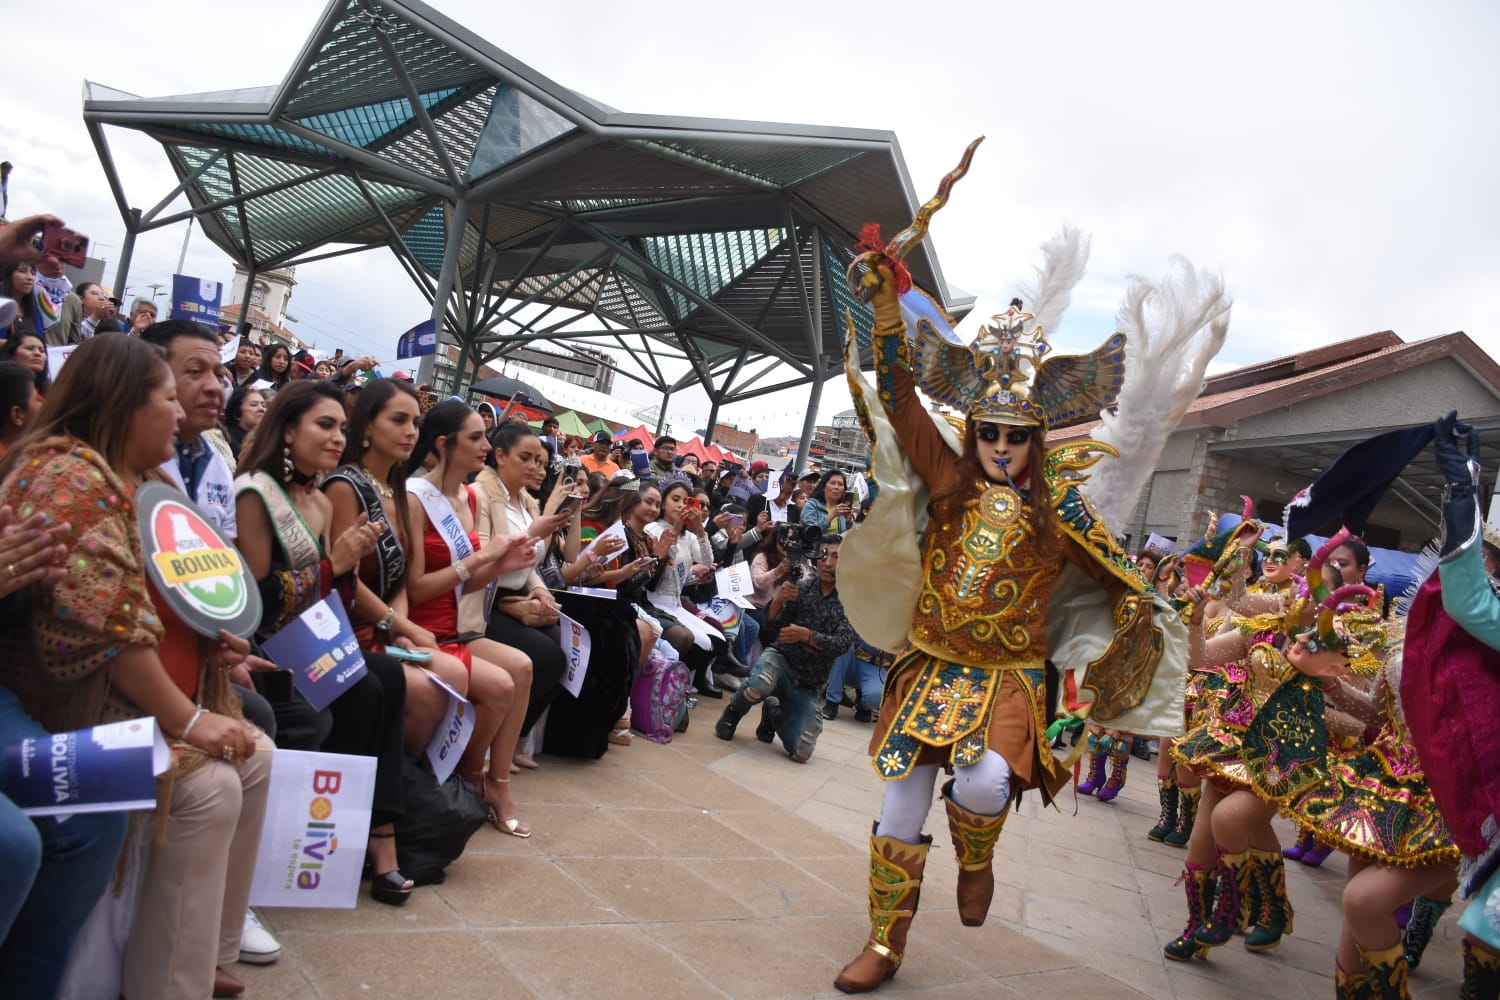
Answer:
[
  {"left": 831, "top": 141, "right": 1196, "bottom": 994},
  {"left": 1400, "top": 411, "right": 1500, "bottom": 1000},
  {"left": 1274, "top": 609, "right": 1458, "bottom": 999},
  {"left": 1167, "top": 529, "right": 1363, "bottom": 958}
]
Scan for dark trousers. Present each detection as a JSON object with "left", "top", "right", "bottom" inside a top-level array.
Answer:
[
  {"left": 485, "top": 612, "right": 567, "bottom": 736},
  {"left": 322, "top": 653, "right": 407, "bottom": 828}
]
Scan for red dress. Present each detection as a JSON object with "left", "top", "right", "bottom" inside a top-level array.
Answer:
[{"left": 409, "top": 486, "right": 480, "bottom": 670}]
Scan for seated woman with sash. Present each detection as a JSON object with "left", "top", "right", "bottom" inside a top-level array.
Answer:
[
  {"left": 232, "top": 380, "right": 415, "bottom": 907},
  {"left": 322, "top": 378, "right": 471, "bottom": 757},
  {"left": 403, "top": 401, "right": 542, "bottom": 838}
]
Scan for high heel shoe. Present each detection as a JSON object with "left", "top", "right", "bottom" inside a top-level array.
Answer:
[
  {"left": 472, "top": 770, "right": 531, "bottom": 838},
  {"left": 366, "top": 831, "right": 414, "bottom": 906}
]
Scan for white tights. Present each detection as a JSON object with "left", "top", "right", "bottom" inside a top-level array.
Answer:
[{"left": 874, "top": 750, "right": 1012, "bottom": 844}]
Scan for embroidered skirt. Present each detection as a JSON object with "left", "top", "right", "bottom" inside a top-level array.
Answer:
[
  {"left": 1281, "top": 722, "right": 1459, "bottom": 868},
  {"left": 868, "top": 643, "right": 1069, "bottom": 800}
]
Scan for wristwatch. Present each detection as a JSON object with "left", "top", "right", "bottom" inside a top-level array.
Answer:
[{"left": 376, "top": 608, "right": 397, "bottom": 632}]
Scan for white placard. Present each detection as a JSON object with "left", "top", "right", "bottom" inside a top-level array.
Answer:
[
  {"left": 579, "top": 519, "right": 628, "bottom": 564},
  {"left": 423, "top": 672, "right": 474, "bottom": 785},
  {"left": 557, "top": 612, "right": 592, "bottom": 697},
  {"left": 219, "top": 334, "right": 240, "bottom": 365},
  {"left": 47, "top": 344, "right": 77, "bottom": 381},
  {"left": 248, "top": 750, "right": 376, "bottom": 910},
  {"left": 849, "top": 473, "right": 869, "bottom": 502},
  {"left": 714, "top": 562, "right": 757, "bottom": 609}
]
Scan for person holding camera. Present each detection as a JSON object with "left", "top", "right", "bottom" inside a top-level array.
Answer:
[{"left": 714, "top": 532, "right": 854, "bottom": 763}]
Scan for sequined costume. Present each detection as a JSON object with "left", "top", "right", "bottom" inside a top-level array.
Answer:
[
  {"left": 1282, "top": 657, "right": 1458, "bottom": 869},
  {"left": 862, "top": 334, "right": 1162, "bottom": 796}
]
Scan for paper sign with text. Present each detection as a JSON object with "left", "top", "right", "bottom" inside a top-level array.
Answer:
[
  {"left": 249, "top": 750, "right": 375, "bottom": 909},
  {"left": 423, "top": 672, "right": 473, "bottom": 785},
  {"left": 261, "top": 597, "right": 367, "bottom": 712},
  {"left": 557, "top": 613, "right": 592, "bottom": 698},
  {"left": 579, "top": 519, "right": 628, "bottom": 565},
  {"left": 4, "top": 717, "right": 169, "bottom": 818},
  {"left": 714, "top": 563, "right": 756, "bottom": 609}
]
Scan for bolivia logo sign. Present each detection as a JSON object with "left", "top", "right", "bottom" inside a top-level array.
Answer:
[{"left": 136, "top": 481, "right": 261, "bottom": 638}]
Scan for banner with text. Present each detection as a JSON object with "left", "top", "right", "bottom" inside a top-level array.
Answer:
[
  {"left": 170, "top": 274, "right": 223, "bottom": 328},
  {"left": 261, "top": 597, "right": 368, "bottom": 712},
  {"left": 249, "top": 749, "right": 376, "bottom": 909},
  {"left": 395, "top": 318, "right": 436, "bottom": 359}
]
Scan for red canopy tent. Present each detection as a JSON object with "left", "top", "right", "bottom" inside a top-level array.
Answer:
[{"left": 613, "top": 425, "right": 657, "bottom": 450}]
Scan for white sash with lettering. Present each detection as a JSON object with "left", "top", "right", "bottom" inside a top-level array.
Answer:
[
  {"left": 407, "top": 477, "right": 475, "bottom": 609},
  {"left": 234, "top": 471, "right": 321, "bottom": 571}
]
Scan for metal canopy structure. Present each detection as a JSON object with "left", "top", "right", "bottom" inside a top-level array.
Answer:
[{"left": 83, "top": 0, "right": 968, "bottom": 455}]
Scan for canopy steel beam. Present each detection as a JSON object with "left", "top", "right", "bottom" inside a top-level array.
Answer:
[
  {"left": 276, "top": 118, "right": 454, "bottom": 198},
  {"left": 419, "top": 196, "right": 467, "bottom": 389},
  {"left": 141, "top": 150, "right": 224, "bottom": 224},
  {"left": 475, "top": 225, "right": 567, "bottom": 330},
  {"left": 276, "top": 242, "right": 385, "bottom": 269},
  {"left": 372, "top": 28, "right": 465, "bottom": 190},
  {"left": 580, "top": 221, "right": 811, "bottom": 376},
  {"left": 226, "top": 153, "right": 257, "bottom": 265},
  {"left": 137, "top": 166, "right": 344, "bottom": 234}
]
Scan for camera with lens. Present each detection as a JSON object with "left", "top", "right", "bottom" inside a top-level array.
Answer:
[{"left": 776, "top": 522, "right": 825, "bottom": 583}]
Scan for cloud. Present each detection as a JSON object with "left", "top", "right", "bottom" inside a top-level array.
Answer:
[{"left": 7, "top": 0, "right": 1497, "bottom": 435}]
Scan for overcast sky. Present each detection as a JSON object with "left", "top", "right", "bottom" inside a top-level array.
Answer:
[{"left": 3, "top": 0, "right": 1496, "bottom": 435}]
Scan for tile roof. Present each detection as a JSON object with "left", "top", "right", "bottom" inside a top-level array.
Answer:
[{"left": 1051, "top": 331, "right": 1498, "bottom": 442}]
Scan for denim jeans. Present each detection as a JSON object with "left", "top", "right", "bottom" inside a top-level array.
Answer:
[
  {"left": 0, "top": 685, "right": 128, "bottom": 996},
  {"left": 824, "top": 647, "right": 884, "bottom": 712},
  {"left": 729, "top": 648, "right": 824, "bottom": 761},
  {"left": 733, "top": 611, "right": 760, "bottom": 664}
]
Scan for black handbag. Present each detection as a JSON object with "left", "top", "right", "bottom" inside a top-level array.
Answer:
[{"left": 394, "top": 757, "right": 488, "bottom": 885}]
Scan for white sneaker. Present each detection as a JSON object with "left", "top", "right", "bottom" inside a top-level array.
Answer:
[{"left": 239, "top": 909, "right": 281, "bottom": 965}]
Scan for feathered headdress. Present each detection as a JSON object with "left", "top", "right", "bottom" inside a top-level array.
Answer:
[{"left": 908, "top": 230, "right": 1126, "bottom": 428}]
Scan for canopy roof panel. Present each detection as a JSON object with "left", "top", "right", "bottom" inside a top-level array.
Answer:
[{"left": 85, "top": 0, "right": 970, "bottom": 403}]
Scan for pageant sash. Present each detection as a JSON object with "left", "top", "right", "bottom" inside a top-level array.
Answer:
[
  {"left": 236, "top": 471, "right": 322, "bottom": 571},
  {"left": 407, "top": 477, "right": 475, "bottom": 609}
]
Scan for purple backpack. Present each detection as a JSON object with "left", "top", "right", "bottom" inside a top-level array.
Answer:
[{"left": 631, "top": 639, "right": 691, "bottom": 743}]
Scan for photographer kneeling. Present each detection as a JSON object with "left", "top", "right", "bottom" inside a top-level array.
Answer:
[{"left": 714, "top": 531, "right": 853, "bottom": 762}]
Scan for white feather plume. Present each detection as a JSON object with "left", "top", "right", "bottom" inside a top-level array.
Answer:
[
  {"left": 1084, "top": 257, "right": 1233, "bottom": 527},
  {"left": 1018, "top": 227, "right": 1091, "bottom": 339}
]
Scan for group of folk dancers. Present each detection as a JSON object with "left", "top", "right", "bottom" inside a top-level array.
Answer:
[{"left": 826, "top": 144, "right": 1496, "bottom": 997}]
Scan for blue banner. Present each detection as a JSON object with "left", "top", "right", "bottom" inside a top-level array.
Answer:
[
  {"left": 261, "top": 597, "right": 368, "bottom": 711},
  {"left": 4, "top": 717, "right": 168, "bottom": 817},
  {"left": 396, "top": 318, "right": 437, "bottom": 359},
  {"left": 170, "top": 274, "right": 223, "bottom": 328}
]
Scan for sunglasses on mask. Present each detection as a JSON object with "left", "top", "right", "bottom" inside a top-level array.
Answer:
[
  {"left": 977, "top": 424, "right": 1032, "bottom": 446},
  {"left": 1266, "top": 550, "right": 1291, "bottom": 565}
]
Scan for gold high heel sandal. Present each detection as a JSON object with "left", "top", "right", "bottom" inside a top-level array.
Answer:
[
  {"left": 485, "top": 775, "right": 531, "bottom": 838},
  {"left": 463, "top": 767, "right": 532, "bottom": 838}
]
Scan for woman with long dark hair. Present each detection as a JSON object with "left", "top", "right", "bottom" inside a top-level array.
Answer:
[
  {"left": 402, "top": 400, "right": 541, "bottom": 836},
  {"left": 323, "top": 378, "right": 471, "bottom": 754},
  {"left": 801, "top": 469, "right": 854, "bottom": 532},
  {"left": 233, "top": 380, "right": 416, "bottom": 906},
  {"left": 251, "top": 342, "right": 292, "bottom": 392},
  {"left": 221, "top": 385, "right": 267, "bottom": 459},
  {"left": 0, "top": 331, "right": 51, "bottom": 397},
  {"left": 472, "top": 422, "right": 571, "bottom": 759},
  {"left": 0, "top": 333, "right": 266, "bottom": 997},
  {"left": 0, "top": 262, "right": 48, "bottom": 340}
]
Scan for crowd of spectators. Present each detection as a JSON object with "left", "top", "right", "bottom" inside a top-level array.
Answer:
[{"left": 0, "top": 214, "right": 879, "bottom": 999}]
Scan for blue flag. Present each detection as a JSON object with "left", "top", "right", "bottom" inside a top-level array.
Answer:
[{"left": 396, "top": 319, "right": 437, "bottom": 359}]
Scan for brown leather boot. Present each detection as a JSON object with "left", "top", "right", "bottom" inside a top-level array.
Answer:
[
  {"left": 833, "top": 826, "right": 932, "bottom": 994},
  {"left": 941, "top": 780, "right": 1008, "bottom": 927}
]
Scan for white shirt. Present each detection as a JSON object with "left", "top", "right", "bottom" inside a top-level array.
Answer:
[{"left": 158, "top": 441, "right": 238, "bottom": 538}]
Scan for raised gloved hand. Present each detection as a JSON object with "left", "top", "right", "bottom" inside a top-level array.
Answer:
[
  {"left": 1434, "top": 409, "right": 1479, "bottom": 487},
  {"left": 1434, "top": 410, "right": 1482, "bottom": 557}
]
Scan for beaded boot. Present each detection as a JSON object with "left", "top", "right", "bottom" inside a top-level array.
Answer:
[
  {"left": 1147, "top": 775, "right": 1180, "bottom": 842},
  {"left": 1163, "top": 863, "right": 1216, "bottom": 961},
  {"left": 1163, "top": 786, "right": 1199, "bottom": 848},
  {"left": 833, "top": 827, "right": 932, "bottom": 994},
  {"left": 1243, "top": 848, "right": 1293, "bottom": 950}
]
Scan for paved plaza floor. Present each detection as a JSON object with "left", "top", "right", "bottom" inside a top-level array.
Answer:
[{"left": 241, "top": 708, "right": 1471, "bottom": 999}]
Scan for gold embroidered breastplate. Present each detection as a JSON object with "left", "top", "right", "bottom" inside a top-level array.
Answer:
[{"left": 908, "top": 482, "right": 1063, "bottom": 668}]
